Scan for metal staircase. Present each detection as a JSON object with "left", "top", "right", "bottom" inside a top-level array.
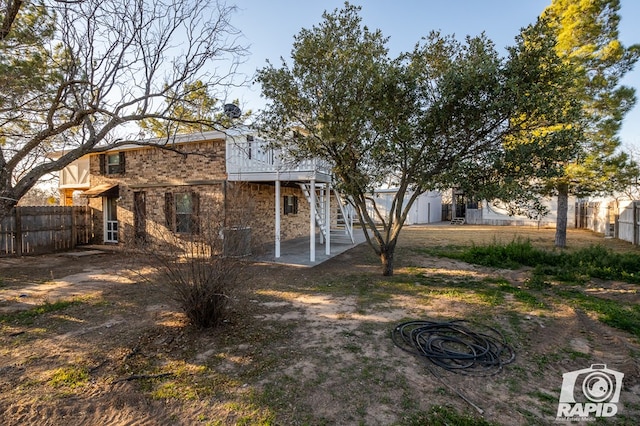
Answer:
[{"left": 299, "top": 183, "right": 355, "bottom": 244}]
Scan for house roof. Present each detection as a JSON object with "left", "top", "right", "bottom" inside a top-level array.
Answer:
[
  {"left": 102, "top": 130, "right": 230, "bottom": 153},
  {"left": 49, "top": 127, "right": 256, "bottom": 158}
]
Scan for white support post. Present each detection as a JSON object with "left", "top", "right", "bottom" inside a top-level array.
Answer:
[
  {"left": 275, "top": 179, "right": 281, "bottom": 258},
  {"left": 318, "top": 186, "right": 324, "bottom": 245},
  {"left": 325, "top": 183, "right": 331, "bottom": 255},
  {"left": 310, "top": 179, "right": 316, "bottom": 262}
]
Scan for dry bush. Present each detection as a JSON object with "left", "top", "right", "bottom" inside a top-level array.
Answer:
[
  {"left": 159, "top": 245, "right": 241, "bottom": 328},
  {"left": 132, "top": 183, "right": 257, "bottom": 328}
]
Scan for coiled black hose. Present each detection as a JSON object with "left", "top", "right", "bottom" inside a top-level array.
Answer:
[
  {"left": 391, "top": 319, "right": 516, "bottom": 413},
  {"left": 391, "top": 320, "right": 515, "bottom": 376}
]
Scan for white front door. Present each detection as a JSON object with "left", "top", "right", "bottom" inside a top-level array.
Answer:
[{"left": 103, "top": 196, "right": 118, "bottom": 243}]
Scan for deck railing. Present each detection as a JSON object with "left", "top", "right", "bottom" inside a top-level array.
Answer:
[{"left": 225, "top": 138, "right": 332, "bottom": 179}]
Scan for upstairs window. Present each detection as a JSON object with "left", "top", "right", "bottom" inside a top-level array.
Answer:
[
  {"left": 107, "top": 154, "right": 121, "bottom": 174},
  {"left": 99, "top": 152, "right": 126, "bottom": 175}
]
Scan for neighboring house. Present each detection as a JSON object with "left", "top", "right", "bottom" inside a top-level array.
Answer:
[
  {"left": 458, "top": 189, "right": 640, "bottom": 245},
  {"left": 441, "top": 188, "right": 576, "bottom": 228},
  {"left": 464, "top": 196, "right": 577, "bottom": 228},
  {"left": 367, "top": 189, "right": 442, "bottom": 225},
  {"left": 56, "top": 130, "right": 355, "bottom": 261}
]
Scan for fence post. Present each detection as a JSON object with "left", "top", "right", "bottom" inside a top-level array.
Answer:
[
  {"left": 85, "top": 206, "right": 92, "bottom": 244},
  {"left": 14, "top": 207, "right": 22, "bottom": 256},
  {"left": 71, "top": 207, "right": 77, "bottom": 249},
  {"left": 631, "top": 201, "right": 640, "bottom": 246}
]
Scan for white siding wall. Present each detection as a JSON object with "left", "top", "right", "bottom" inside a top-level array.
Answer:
[
  {"left": 368, "top": 190, "right": 442, "bottom": 225},
  {"left": 475, "top": 196, "right": 576, "bottom": 228}
]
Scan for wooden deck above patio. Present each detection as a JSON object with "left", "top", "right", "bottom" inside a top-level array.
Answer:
[{"left": 225, "top": 137, "right": 332, "bottom": 183}]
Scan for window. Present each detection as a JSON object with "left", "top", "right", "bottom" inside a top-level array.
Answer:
[
  {"left": 175, "top": 193, "right": 194, "bottom": 233},
  {"left": 99, "top": 152, "right": 126, "bottom": 175},
  {"left": 164, "top": 191, "right": 200, "bottom": 234},
  {"left": 107, "top": 154, "right": 120, "bottom": 174},
  {"left": 284, "top": 195, "right": 298, "bottom": 215}
]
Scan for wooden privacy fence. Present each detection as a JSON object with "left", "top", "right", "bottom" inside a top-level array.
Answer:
[
  {"left": 617, "top": 201, "right": 640, "bottom": 246},
  {"left": 0, "top": 206, "right": 92, "bottom": 256}
]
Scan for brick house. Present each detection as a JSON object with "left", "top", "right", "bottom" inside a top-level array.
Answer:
[{"left": 57, "top": 130, "right": 355, "bottom": 261}]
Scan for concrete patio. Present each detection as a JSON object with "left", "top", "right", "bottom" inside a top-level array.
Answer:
[
  {"left": 253, "top": 228, "right": 367, "bottom": 268},
  {"left": 79, "top": 228, "right": 368, "bottom": 268}
]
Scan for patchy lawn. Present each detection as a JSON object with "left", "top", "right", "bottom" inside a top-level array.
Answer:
[{"left": 1, "top": 225, "right": 639, "bottom": 425}]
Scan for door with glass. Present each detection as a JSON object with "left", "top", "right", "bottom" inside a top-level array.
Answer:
[{"left": 104, "top": 196, "right": 118, "bottom": 243}]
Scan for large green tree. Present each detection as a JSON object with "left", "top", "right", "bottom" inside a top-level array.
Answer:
[
  {"left": 0, "top": 0, "right": 247, "bottom": 216},
  {"left": 0, "top": 0, "right": 55, "bottom": 113},
  {"left": 462, "top": 17, "right": 585, "bottom": 221},
  {"left": 541, "top": 0, "right": 639, "bottom": 248},
  {"left": 257, "top": 4, "right": 579, "bottom": 275}
]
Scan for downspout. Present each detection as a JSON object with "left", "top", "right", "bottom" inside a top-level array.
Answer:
[{"left": 223, "top": 180, "right": 228, "bottom": 229}]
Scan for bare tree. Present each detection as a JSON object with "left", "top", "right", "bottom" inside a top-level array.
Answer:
[
  {"left": 17, "top": 183, "right": 59, "bottom": 205},
  {"left": 0, "top": 0, "right": 248, "bottom": 216}
]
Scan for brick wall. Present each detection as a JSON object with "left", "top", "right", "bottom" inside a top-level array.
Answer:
[
  {"left": 89, "top": 139, "right": 227, "bottom": 182},
  {"left": 85, "top": 140, "right": 311, "bottom": 247},
  {"left": 233, "top": 183, "right": 309, "bottom": 244}
]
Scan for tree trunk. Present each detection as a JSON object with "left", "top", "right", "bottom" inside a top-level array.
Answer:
[
  {"left": 0, "top": 194, "right": 18, "bottom": 221},
  {"left": 380, "top": 247, "right": 394, "bottom": 276},
  {"left": 555, "top": 183, "right": 569, "bottom": 248}
]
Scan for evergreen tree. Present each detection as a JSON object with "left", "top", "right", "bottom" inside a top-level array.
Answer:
[
  {"left": 257, "top": 4, "right": 579, "bottom": 275},
  {"left": 542, "top": 0, "right": 640, "bottom": 247},
  {"left": 139, "top": 81, "right": 248, "bottom": 137}
]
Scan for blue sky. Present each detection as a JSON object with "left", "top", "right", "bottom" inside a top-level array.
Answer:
[{"left": 229, "top": 0, "right": 640, "bottom": 149}]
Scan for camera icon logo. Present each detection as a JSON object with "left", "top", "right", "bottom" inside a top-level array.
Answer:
[{"left": 557, "top": 364, "right": 624, "bottom": 419}]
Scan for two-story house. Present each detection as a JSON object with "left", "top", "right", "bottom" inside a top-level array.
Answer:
[{"left": 57, "top": 129, "right": 355, "bottom": 262}]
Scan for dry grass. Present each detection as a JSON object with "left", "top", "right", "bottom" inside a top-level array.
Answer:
[
  {"left": 1, "top": 225, "right": 639, "bottom": 425},
  {"left": 396, "top": 224, "right": 636, "bottom": 252}
]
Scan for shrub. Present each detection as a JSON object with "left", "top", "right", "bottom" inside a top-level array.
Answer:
[
  {"left": 456, "top": 238, "right": 552, "bottom": 269},
  {"left": 161, "top": 251, "right": 241, "bottom": 328},
  {"left": 132, "top": 183, "right": 256, "bottom": 328},
  {"left": 450, "top": 240, "right": 640, "bottom": 284}
]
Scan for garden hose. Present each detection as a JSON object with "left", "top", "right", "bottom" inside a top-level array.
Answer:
[{"left": 391, "top": 319, "right": 516, "bottom": 414}]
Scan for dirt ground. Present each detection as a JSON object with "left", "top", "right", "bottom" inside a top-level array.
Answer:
[{"left": 0, "top": 225, "right": 639, "bottom": 425}]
